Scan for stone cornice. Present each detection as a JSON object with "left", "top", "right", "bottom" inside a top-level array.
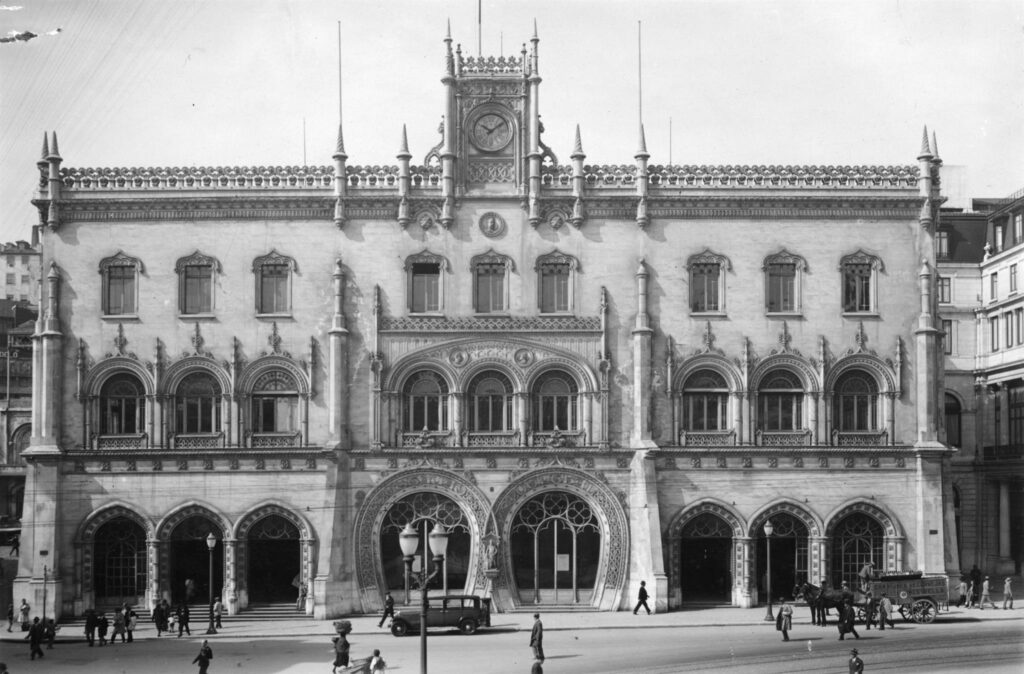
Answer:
[
  {"left": 52, "top": 196, "right": 334, "bottom": 222},
  {"left": 380, "top": 314, "right": 601, "bottom": 332}
]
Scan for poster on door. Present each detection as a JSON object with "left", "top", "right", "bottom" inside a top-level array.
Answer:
[{"left": 556, "top": 554, "right": 570, "bottom": 572}]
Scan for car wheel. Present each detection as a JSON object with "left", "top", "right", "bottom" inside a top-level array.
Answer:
[
  {"left": 391, "top": 620, "right": 409, "bottom": 637},
  {"left": 458, "top": 618, "right": 478, "bottom": 635}
]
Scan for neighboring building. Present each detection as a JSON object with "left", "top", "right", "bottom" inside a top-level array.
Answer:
[
  {"left": 0, "top": 236, "right": 41, "bottom": 305},
  {"left": 16, "top": 29, "right": 958, "bottom": 619},
  {"left": 941, "top": 189, "right": 1024, "bottom": 577}
]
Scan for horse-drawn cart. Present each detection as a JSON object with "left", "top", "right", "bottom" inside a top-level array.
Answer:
[{"left": 867, "top": 574, "right": 949, "bottom": 624}]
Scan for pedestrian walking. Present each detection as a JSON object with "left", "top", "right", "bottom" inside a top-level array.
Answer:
[
  {"left": 5, "top": 603, "right": 12, "bottom": 632},
  {"left": 956, "top": 578, "right": 968, "bottom": 607},
  {"left": 369, "top": 648, "right": 387, "bottom": 672},
  {"left": 331, "top": 633, "right": 350, "bottom": 674},
  {"left": 878, "top": 592, "right": 894, "bottom": 629},
  {"left": 838, "top": 600, "right": 860, "bottom": 640},
  {"left": 44, "top": 618, "right": 58, "bottom": 649},
  {"left": 967, "top": 581, "right": 978, "bottom": 608},
  {"left": 296, "top": 583, "right": 308, "bottom": 611},
  {"left": 84, "top": 607, "right": 97, "bottom": 646},
  {"left": 1003, "top": 577, "right": 1014, "bottom": 610},
  {"left": 127, "top": 610, "right": 138, "bottom": 642},
  {"left": 969, "top": 564, "right": 982, "bottom": 595},
  {"left": 97, "top": 612, "right": 109, "bottom": 646},
  {"left": 530, "top": 613, "right": 545, "bottom": 663},
  {"left": 112, "top": 609, "right": 127, "bottom": 643},
  {"left": 378, "top": 591, "right": 394, "bottom": 628},
  {"left": 8, "top": 534, "right": 18, "bottom": 556},
  {"left": 633, "top": 580, "right": 651, "bottom": 615},
  {"left": 154, "top": 599, "right": 169, "bottom": 636},
  {"left": 979, "top": 576, "right": 998, "bottom": 609},
  {"left": 848, "top": 648, "right": 864, "bottom": 673},
  {"left": 25, "top": 616, "right": 45, "bottom": 660},
  {"left": 192, "top": 639, "right": 213, "bottom": 674},
  {"left": 213, "top": 597, "right": 223, "bottom": 628},
  {"left": 17, "top": 598, "right": 30, "bottom": 631},
  {"left": 776, "top": 597, "right": 793, "bottom": 641},
  {"left": 177, "top": 602, "right": 191, "bottom": 636}
]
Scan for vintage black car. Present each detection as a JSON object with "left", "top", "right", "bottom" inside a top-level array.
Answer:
[{"left": 390, "top": 594, "right": 491, "bottom": 636}]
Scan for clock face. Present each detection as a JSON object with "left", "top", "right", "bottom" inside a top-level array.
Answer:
[{"left": 471, "top": 113, "right": 512, "bottom": 152}]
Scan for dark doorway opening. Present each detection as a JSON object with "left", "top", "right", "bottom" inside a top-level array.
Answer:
[
  {"left": 247, "top": 514, "right": 301, "bottom": 603},
  {"left": 680, "top": 537, "right": 732, "bottom": 603},
  {"left": 756, "top": 536, "right": 799, "bottom": 603},
  {"left": 169, "top": 516, "right": 223, "bottom": 605}
]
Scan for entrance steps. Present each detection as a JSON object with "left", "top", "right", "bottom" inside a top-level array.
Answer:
[
  {"left": 504, "top": 605, "right": 600, "bottom": 613},
  {"left": 236, "top": 602, "right": 308, "bottom": 621}
]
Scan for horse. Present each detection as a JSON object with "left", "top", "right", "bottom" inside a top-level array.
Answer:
[{"left": 793, "top": 582, "right": 855, "bottom": 626}]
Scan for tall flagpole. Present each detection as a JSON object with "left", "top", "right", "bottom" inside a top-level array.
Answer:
[
  {"left": 337, "top": 21, "right": 343, "bottom": 123},
  {"left": 669, "top": 117, "right": 673, "bottom": 166},
  {"left": 478, "top": 0, "right": 482, "bottom": 56}
]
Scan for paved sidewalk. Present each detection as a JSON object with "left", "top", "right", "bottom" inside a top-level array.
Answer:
[{"left": 4, "top": 604, "right": 1018, "bottom": 644}]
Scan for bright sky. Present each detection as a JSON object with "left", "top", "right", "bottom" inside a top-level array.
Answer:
[{"left": 2, "top": 0, "right": 1022, "bottom": 240}]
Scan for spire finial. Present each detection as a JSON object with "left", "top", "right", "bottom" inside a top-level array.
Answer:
[
  {"left": 533, "top": 18, "right": 538, "bottom": 40},
  {"left": 40, "top": 132, "right": 50, "bottom": 160},
  {"left": 931, "top": 130, "right": 941, "bottom": 162},
  {"left": 398, "top": 124, "right": 411, "bottom": 158},
  {"left": 49, "top": 131, "right": 60, "bottom": 159},
  {"left": 571, "top": 124, "right": 585, "bottom": 158},
  {"left": 333, "top": 124, "right": 347, "bottom": 158},
  {"left": 636, "top": 123, "right": 649, "bottom": 157},
  {"left": 917, "top": 125, "right": 932, "bottom": 159},
  {"left": 446, "top": 17, "right": 451, "bottom": 40}
]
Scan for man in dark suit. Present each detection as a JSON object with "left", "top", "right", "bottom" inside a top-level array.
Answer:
[
  {"left": 530, "top": 613, "right": 544, "bottom": 663},
  {"left": 848, "top": 648, "right": 864, "bottom": 673},
  {"left": 633, "top": 580, "right": 651, "bottom": 615},
  {"left": 378, "top": 591, "right": 395, "bottom": 628}
]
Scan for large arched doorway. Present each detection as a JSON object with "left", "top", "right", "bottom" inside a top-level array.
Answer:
[
  {"left": 246, "top": 515, "right": 300, "bottom": 603},
  {"left": 679, "top": 513, "right": 732, "bottom": 604},
  {"left": 169, "top": 515, "right": 224, "bottom": 605},
  {"left": 94, "top": 517, "right": 147, "bottom": 606},
  {"left": 830, "top": 512, "right": 883, "bottom": 589},
  {"left": 510, "top": 491, "right": 600, "bottom": 605},
  {"left": 755, "top": 512, "right": 809, "bottom": 602},
  {"left": 379, "top": 492, "right": 471, "bottom": 597}
]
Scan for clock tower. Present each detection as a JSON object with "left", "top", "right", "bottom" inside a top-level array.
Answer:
[{"left": 434, "top": 23, "right": 552, "bottom": 210}]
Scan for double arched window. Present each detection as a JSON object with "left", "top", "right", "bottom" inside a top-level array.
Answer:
[
  {"left": 533, "top": 371, "right": 578, "bottom": 431},
  {"left": 174, "top": 372, "right": 222, "bottom": 434},
  {"left": 468, "top": 371, "right": 513, "bottom": 431},
  {"left": 682, "top": 369, "right": 729, "bottom": 431},
  {"left": 250, "top": 370, "right": 299, "bottom": 433},
  {"left": 758, "top": 370, "right": 803, "bottom": 431},
  {"left": 100, "top": 374, "right": 146, "bottom": 435},
  {"left": 404, "top": 371, "right": 449, "bottom": 432},
  {"left": 833, "top": 370, "right": 878, "bottom": 431}
]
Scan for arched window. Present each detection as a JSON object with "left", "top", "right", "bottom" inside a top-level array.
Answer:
[
  {"left": 404, "top": 371, "right": 449, "bottom": 431},
  {"left": 468, "top": 371, "right": 513, "bottom": 431},
  {"left": 682, "top": 369, "right": 729, "bottom": 431},
  {"left": 533, "top": 371, "right": 578, "bottom": 431},
  {"left": 175, "top": 373, "right": 222, "bottom": 434},
  {"left": 834, "top": 370, "right": 879, "bottom": 431},
  {"left": 830, "top": 513, "right": 884, "bottom": 589},
  {"left": 100, "top": 374, "right": 146, "bottom": 435},
  {"left": 94, "top": 517, "right": 147, "bottom": 600},
  {"left": 758, "top": 370, "right": 803, "bottom": 431},
  {"left": 250, "top": 370, "right": 298, "bottom": 433},
  {"left": 944, "top": 393, "right": 962, "bottom": 447}
]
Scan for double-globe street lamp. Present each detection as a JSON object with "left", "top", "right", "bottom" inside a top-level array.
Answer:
[
  {"left": 763, "top": 519, "right": 775, "bottom": 622},
  {"left": 398, "top": 521, "right": 450, "bottom": 674},
  {"left": 205, "top": 533, "right": 218, "bottom": 635}
]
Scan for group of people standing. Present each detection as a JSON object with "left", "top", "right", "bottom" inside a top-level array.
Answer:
[
  {"left": 82, "top": 603, "right": 139, "bottom": 646},
  {"left": 956, "top": 565, "right": 1013, "bottom": 610}
]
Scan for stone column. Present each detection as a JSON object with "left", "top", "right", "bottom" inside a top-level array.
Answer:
[
  {"left": 749, "top": 392, "right": 759, "bottom": 445},
  {"left": 736, "top": 536, "right": 754, "bottom": 607},
  {"left": 886, "top": 392, "right": 896, "bottom": 445},
  {"left": 224, "top": 538, "right": 238, "bottom": 614},
  {"left": 516, "top": 392, "right": 528, "bottom": 447},
  {"left": 732, "top": 392, "right": 744, "bottom": 444},
  {"left": 147, "top": 538, "right": 162, "bottom": 609},
  {"left": 999, "top": 481, "right": 1011, "bottom": 558},
  {"left": 451, "top": 392, "right": 463, "bottom": 447},
  {"left": 809, "top": 536, "right": 829, "bottom": 586},
  {"left": 582, "top": 392, "right": 593, "bottom": 445},
  {"left": 808, "top": 392, "right": 819, "bottom": 444},
  {"left": 823, "top": 393, "right": 833, "bottom": 445}
]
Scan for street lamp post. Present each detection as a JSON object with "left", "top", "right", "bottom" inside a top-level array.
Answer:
[
  {"left": 205, "top": 533, "right": 217, "bottom": 635},
  {"left": 398, "top": 521, "right": 450, "bottom": 674},
  {"left": 763, "top": 519, "right": 774, "bottom": 622}
]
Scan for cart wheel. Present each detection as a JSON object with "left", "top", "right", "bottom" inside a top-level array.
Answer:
[
  {"left": 390, "top": 620, "right": 409, "bottom": 637},
  {"left": 899, "top": 606, "right": 912, "bottom": 623},
  {"left": 911, "top": 598, "right": 937, "bottom": 624},
  {"left": 458, "top": 618, "right": 478, "bottom": 635}
]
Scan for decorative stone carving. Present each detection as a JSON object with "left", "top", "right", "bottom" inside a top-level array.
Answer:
[
  {"left": 448, "top": 349, "right": 470, "bottom": 367},
  {"left": 478, "top": 212, "right": 507, "bottom": 238},
  {"left": 691, "top": 457, "right": 701, "bottom": 468},
  {"left": 513, "top": 348, "right": 534, "bottom": 367}
]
